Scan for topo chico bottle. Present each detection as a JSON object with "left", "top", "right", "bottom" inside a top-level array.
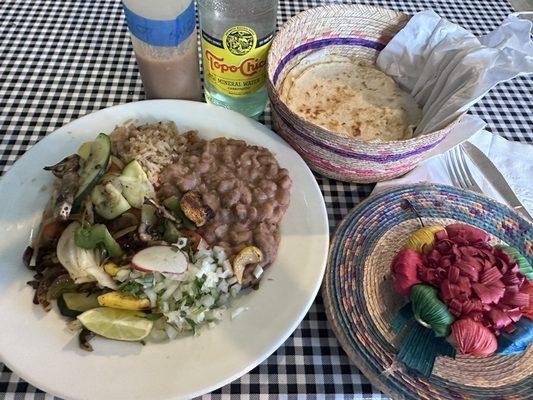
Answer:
[{"left": 198, "top": 0, "right": 278, "bottom": 118}]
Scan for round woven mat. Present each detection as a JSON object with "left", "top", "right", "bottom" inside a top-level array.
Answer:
[{"left": 323, "top": 184, "right": 533, "bottom": 399}]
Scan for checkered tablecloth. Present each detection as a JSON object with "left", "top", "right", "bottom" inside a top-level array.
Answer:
[{"left": 1, "top": 0, "right": 531, "bottom": 398}]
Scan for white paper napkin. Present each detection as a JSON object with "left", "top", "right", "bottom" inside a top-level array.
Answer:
[
  {"left": 376, "top": 11, "right": 533, "bottom": 135},
  {"left": 374, "top": 122, "right": 533, "bottom": 215}
]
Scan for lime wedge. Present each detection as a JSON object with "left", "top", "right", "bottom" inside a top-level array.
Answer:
[{"left": 77, "top": 307, "right": 153, "bottom": 341}]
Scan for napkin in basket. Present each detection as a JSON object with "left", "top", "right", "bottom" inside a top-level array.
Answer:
[
  {"left": 374, "top": 122, "right": 533, "bottom": 216},
  {"left": 377, "top": 11, "right": 533, "bottom": 135}
]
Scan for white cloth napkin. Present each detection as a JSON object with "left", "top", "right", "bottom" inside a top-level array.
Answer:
[
  {"left": 374, "top": 122, "right": 533, "bottom": 215},
  {"left": 376, "top": 11, "right": 533, "bottom": 135}
]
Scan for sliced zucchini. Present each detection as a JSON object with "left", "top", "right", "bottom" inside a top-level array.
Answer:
[
  {"left": 100, "top": 172, "right": 123, "bottom": 191},
  {"left": 122, "top": 159, "right": 147, "bottom": 181},
  {"left": 91, "top": 183, "right": 131, "bottom": 220},
  {"left": 120, "top": 160, "right": 154, "bottom": 208},
  {"left": 77, "top": 141, "right": 93, "bottom": 160},
  {"left": 58, "top": 292, "right": 100, "bottom": 318},
  {"left": 73, "top": 134, "right": 111, "bottom": 209}
]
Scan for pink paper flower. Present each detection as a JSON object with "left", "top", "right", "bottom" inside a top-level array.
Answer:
[
  {"left": 390, "top": 248, "right": 424, "bottom": 296},
  {"left": 451, "top": 318, "right": 498, "bottom": 356},
  {"left": 521, "top": 282, "right": 533, "bottom": 320},
  {"left": 414, "top": 224, "right": 529, "bottom": 333}
]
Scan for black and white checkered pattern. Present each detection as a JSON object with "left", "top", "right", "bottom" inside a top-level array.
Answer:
[{"left": 0, "top": 0, "right": 531, "bottom": 398}]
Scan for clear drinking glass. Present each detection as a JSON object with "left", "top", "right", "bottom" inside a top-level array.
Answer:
[
  {"left": 122, "top": 0, "right": 202, "bottom": 100},
  {"left": 198, "top": 0, "right": 278, "bottom": 118}
]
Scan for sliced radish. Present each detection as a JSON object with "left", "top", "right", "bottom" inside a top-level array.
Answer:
[{"left": 132, "top": 246, "right": 188, "bottom": 275}]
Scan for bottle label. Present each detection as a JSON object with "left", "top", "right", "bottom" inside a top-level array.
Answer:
[{"left": 201, "top": 26, "right": 273, "bottom": 97}]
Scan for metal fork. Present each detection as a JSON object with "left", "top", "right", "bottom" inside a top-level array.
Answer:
[{"left": 445, "top": 145, "right": 483, "bottom": 193}]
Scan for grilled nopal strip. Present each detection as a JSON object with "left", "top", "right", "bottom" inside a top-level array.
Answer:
[{"left": 180, "top": 191, "right": 214, "bottom": 227}]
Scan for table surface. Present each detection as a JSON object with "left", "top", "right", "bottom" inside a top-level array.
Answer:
[{"left": 0, "top": 0, "right": 531, "bottom": 398}]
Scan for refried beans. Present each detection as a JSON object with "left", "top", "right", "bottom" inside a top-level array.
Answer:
[{"left": 158, "top": 134, "right": 292, "bottom": 286}]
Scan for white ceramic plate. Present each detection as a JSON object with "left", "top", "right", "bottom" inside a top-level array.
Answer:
[{"left": 0, "top": 100, "right": 329, "bottom": 400}]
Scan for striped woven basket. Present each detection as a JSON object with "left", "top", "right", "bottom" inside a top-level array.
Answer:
[
  {"left": 323, "top": 184, "right": 533, "bottom": 399},
  {"left": 267, "top": 5, "right": 461, "bottom": 183}
]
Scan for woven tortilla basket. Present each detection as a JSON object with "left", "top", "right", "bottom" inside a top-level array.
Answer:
[
  {"left": 267, "top": 5, "right": 461, "bottom": 183},
  {"left": 323, "top": 184, "right": 533, "bottom": 399}
]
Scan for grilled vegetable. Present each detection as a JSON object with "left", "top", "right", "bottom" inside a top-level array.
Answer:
[
  {"left": 147, "top": 198, "right": 178, "bottom": 223},
  {"left": 57, "top": 222, "right": 117, "bottom": 289},
  {"left": 120, "top": 160, "right": 155, "bottom": 208},
  {"left": 179, "top": 191, "right": 214, "bottom": 227},
  {"left": 79, "top": 329, "right": 96, "bottom": 352},
  {"left": 44, "top": 154, "right": 80, "bottom": 178},
  {"left": 73, "top": 133, "right": 111, "bottom": 209},
  {"left": 97, "top": 291, "right": 150, "bottom": 310},
  {"left": 163, "top": 220, "right": 181, "bottom": 243},
  {"left": 74, "top": 224, "right": 123, "bottom": 258},
  {"left": 33, "top": 265, "right": 66, "bottom": 311},
  {"left": 163, "top": 196, "right": 181, "bottom": 212},
  {"left": 91, "top": 182, "right": 131, "bottom": 220},
  {"left": 139, "top": 204, "right": 159, "bottom": 242},
  {"left": 103, "top": 262, "right": 122, "bottom": 277},
  {"left": 58, "top": 292, "right": 100, "bottom": 318},
  {"left": 47, "top": 274, "right": 78, "bottom": 300},
  {"left": 42, "top": 220, "right": 66, "bottom": 240},
  {"left": 44, "top": 154, "right": 81, "bottom": 220},
  {"left": 77, "top": 141, "right": 93, "bottom": 160},
  {"left": 232, "top": 246, "right": 264, "bottom": 285}
]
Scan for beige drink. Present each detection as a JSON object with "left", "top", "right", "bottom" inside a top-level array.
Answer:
[
  {"left": 123, "top": 0, "right": 202, "bottom": 101},
  {"left": 135, "top": 43, "right": 201, "bottom": 100}
]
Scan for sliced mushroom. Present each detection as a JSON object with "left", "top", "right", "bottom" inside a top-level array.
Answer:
[
  {"left": 180, "top": 191, "right": 214, "bottom": 227},
  {"left": 108, "top": 212, "right": 139, "bottom": 235},
  {"left": 79, "top": 329, "right": 96, "bottom": 352},
  {"left": 44, "top": 154, "right": 80, "bottom": 178},
  {"left": 44, "top": 155, "right": 81, "bottom": 221},
  {"left": 23, "top": 246, "right": 34, "bottom": 269},
  {"left": 232, "top": 246, "right": 264, "bottom": 285}
]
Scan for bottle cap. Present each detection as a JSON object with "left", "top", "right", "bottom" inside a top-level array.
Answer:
[{"left": 122, "top": 0, "right": 195, "bottom": 47}]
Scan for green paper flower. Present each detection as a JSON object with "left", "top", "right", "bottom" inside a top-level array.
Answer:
[{"left": 411, "top": 284, "right": 455, "bottom": 337}]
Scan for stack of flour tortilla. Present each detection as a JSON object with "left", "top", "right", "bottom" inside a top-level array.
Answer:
[{"left": 279, "top": 56, "right": 422, "bottom": 142}]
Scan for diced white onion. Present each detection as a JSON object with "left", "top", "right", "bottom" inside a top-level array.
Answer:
[
  {"left": 231, "top": 307, "right": 248, "bottom": 320},
  {"left": 201, "top": 295, "right": 215, "bottom": 308},
  {"left": 165, "top": 324, "right": 179, "bottom": 340},
  {"left": 230, "top": 283, "right": 241, "bottom": 297},
  {"left": 111, "top": 239, "right": 249, "bottom": 338},
  {"left": 227, "top": 276, "right": 237, "bottom": 285},
  {"left": 222, "top": 260, "right": 232, "bottom": 272},
  {"left": 161, "top": 281, "right": 179, "bottom": 301},
  {"left": 145, "top": 289, "right": 157, "bottom": 308},
  {"left": 115, "top": 268, "right": 130, "bottom": 282},
  {"left": 253, "top": 265, "right": 263, "bottom": 279},
  {"left": 148, "top": 329, "right": 167, "bottom": 342},
  {"left": 218, "top": 280, "right": 229, "bottom": 293}
]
